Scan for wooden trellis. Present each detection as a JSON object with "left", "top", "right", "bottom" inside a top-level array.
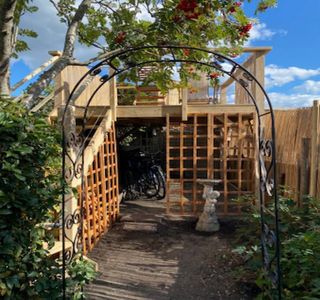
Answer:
[
  {"left": 78, "top": 123, "right": 119, "bottom": 254},
  {"left": 166, "top": 113, "right": 256, "bottom": 216}
]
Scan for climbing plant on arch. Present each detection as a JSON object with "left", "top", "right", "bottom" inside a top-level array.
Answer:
[{"left": 61, "top": 45, "right": 281, "bottom": 298}]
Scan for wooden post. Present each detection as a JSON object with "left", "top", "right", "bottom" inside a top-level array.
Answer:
[
  {"left": 193, "top": 115, "right": 197, "bottom": 212},
  {"left": 250, "top": 52, "right": 266, "bottom": 204},
  {"left": 254, "top": 114, "right": 261, "bottom": 206},
  {"left": 253, "top": 52, "right": 265, "bottom": 114},
  {"left": 207, "top": 114, "right": 213, "bottom": 179},
  {"left": 109, "top": 68, "right": 118, "bottom": 121},
  {"left": 299, "top": 138, "right": 311, "bottom": 203},
  {"left": 220, "top": 86, "right": 227, "bottom": 104},
  {"left": 310, "top": 100, "right": 320, "bottom": 196},
  {"left": 166, "top": 114, "right": 170, "bottom": 213},
  {"left": 182, "top": 88, "right": 188, "bottom": 121},
  {"left": 59, "top": 106, "right": 79, "bottom": 246}
]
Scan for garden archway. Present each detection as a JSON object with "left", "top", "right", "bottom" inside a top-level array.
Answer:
[{"left": 60, "top": 45, "right": 281, "bottom": 298}]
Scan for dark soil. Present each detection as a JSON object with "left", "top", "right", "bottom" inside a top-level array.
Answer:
[{"left": 86, "top": 200, "right": 256, "bottom": 300}]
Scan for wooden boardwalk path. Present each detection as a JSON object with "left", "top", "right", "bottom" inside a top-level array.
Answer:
[{"left": 85, "top": 201, "right": 252, "bottom": 300}]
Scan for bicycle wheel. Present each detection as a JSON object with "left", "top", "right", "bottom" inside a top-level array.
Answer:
[
  {"left": 123, "top": 184, "right": 138, "bottom": 201},
  {"left": 141, "top": 171, "right": 159, "bottom": 198},
  {"left": 153, "top": 167, "right": 166, "bottom": 200}
]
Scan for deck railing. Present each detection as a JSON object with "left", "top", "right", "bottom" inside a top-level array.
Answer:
[{"left": 113, "top": 47, "right": 271, "bottom": 118}]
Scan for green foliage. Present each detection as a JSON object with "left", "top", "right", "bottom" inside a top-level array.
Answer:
[
  {"left": 0, "top": 98, "right": 96, "bottom": 299},
  {"left": 0, "top": 98, "right": 61, "bottom": 298},
  {"left": 12, "top": 1, "right": 39, "bottom": 58},
  {"left": 53, "top": 0, "right": 277, "bottom": 91},
  {"left": 117, "top": 85, "right": 137, "bottom": 105},
  {"left": 67, "top": 255, "right": 98, "bottom": 299},
  {"left": 233, "top": 195, "right": 320, "bottom": 299}
]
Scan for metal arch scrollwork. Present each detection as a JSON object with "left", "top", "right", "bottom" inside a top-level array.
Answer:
[
  {"left": 63, "top": 161, "right": 83, "bottom": 183},
  {"left": 66, "top": 132, "right": 83, "bottom": 150},
  {"left": 259, "top": 136, "right": 280, "bottom": 294},
  {"left": 63, "top": 131, "right": 84, "bottom": 184},
  {"left": 61, "top": 44, "right": 281, "bottom": 299},
  {"left": 260, "top": 139, "right": 275, "bottom": 197},
  {"left": 63, "top": 208, "right": 82, "bottom": 264}
]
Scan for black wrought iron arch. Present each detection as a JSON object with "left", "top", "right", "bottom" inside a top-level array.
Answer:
[{"left": 61, "top": 45, "right": 281, "bottom": 299}]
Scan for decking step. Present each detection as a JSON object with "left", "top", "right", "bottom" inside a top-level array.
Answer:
[{"left": 122, "top": 222, "right": 158, "bottom": 232}]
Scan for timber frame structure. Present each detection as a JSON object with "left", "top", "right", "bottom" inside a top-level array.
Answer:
[{"left": 45, "top": 45, "right": 282, "bottom": 298}]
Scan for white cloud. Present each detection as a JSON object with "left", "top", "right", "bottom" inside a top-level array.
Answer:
[
  {"left": 250, "top": 23, "right": 276, "bottom": 41},
  {"left": 136, "top": 5, "right": 155, "bottom": 21},
  {"left": 17, "top": 0, "right": 99, "bottom": 69},
  {"left": 268, "top": 92, "right": 316, "bottom": 108},
  {"left": 18, "top": 0, "right": 65, "bottom": 68},
  {"left": 245, "top": 23, "right": 286, "bottom": 46},
  {"left": 265, "top": 65, "right": 320, "bottom": 88},
  {"left": 294, "top": 80, "right": 320, "bottom": 94}
]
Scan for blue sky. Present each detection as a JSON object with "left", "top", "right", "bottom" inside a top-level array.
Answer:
[
  {"left": 11, "top": 0, "right": 320, "bottom": 108},
  {"left": 245, "top": 1, "right": 320, "bottom": 107}
]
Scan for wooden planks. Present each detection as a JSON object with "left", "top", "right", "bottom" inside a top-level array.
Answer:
[
  {"left": 166, "top": 113, "right": 256, "bottom": 216},
  {"left": 136, "top": 86, "right": 166, "bottom": 105}
]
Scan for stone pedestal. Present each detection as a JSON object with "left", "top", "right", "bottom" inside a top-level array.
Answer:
[{"left": 196, "top": 179, "right": 221, "bottom": 233}]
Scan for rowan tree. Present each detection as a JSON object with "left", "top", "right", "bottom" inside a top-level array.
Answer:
[{"left": 0, "top": 0, "right": 277, "bottom": 107}]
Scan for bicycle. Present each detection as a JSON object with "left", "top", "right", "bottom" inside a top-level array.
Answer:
[{"left": 119, "top": 148, "right": 166, "bottom": 201}]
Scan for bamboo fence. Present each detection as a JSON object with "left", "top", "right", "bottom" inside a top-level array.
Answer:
[{"left": 265, "top": 100, "right": 320, "bottom": 202}]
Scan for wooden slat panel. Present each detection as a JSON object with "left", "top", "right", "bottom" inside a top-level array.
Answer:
[
  {"left": 78, "top": 121, "right": 119, "bottom": 255},
  {"left": 166, "top": 113, "right": 256, "bottom": 216},
  {"left": 193, "top": 115, "right": 197, "bottom": 213},
  {"left": 99, "top": 143, "right": 108, "bottom": 228}
]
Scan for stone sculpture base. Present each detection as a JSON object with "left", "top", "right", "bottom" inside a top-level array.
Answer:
[
  {"left": 196, "top": 211, "right": 220, "bottom": 232},
  {"left": 195, "top": 180, "right": 221, "bottom": 233}
]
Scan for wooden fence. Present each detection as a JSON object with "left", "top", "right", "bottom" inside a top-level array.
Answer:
[
  {"left": 78, "top": 123, "right": 119, "bottom": 254},
  {"left": 265, "top": 100, "right": 320, "bottom": 202}
]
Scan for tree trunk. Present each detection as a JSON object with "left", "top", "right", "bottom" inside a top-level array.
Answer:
[
  {"left": 25, "top": 0, "right": 92, "bottom": 108},
  {"left": 0, "top": 0, "right": 18, "bottom": 97}
]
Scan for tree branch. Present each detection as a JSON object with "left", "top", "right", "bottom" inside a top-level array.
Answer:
[
  {"left": 0, "top": 0, "right": 18, "bottom": 96},
  {"left": 25, "top": 0, "right": 93, "bottom": 107},
  {"left": 63, "top": 0, "right": 92, "bottom": 57}
]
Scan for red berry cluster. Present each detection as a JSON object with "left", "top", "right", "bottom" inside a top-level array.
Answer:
[
  {"left": 239, "top": 23, "right": 253, "bottom": 36},
  {"left": 177, "top": 0, "right": 197, "bottom": 13},
  {"left": 209, "top": 72, "right": 219, "bottom": 79},
  {"left": 228, "top": 1, "right": 242, "bottom": 13},
  {"left": 188, "top": 67, "right": 194, "bottom": 74},
  {"left": 115, "top": 31, "right": 126, "bottom": 44},
  {"left": 175, "top": 0, "right": 200, "bottom": 20},
  {"left": 183, "top": 48, "right": 190, "bottom": 56},
  {"left": 172, "top": 15, "right": 181, "bottom": 23}
]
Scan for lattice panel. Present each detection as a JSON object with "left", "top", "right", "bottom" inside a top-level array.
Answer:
[
  {"left": 166, "top": 113, "right": 256, "bottom": 216},
  {"left": 78, "top": 123, "right": 119, "bottom": 254}
]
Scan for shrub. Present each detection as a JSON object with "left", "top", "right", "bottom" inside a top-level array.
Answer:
[
  {"left": 0, "top": 99, "right": 96, "bottom": 299},
  {"left": 233, "top": 195, "right": 320, "bottom": 299}
]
